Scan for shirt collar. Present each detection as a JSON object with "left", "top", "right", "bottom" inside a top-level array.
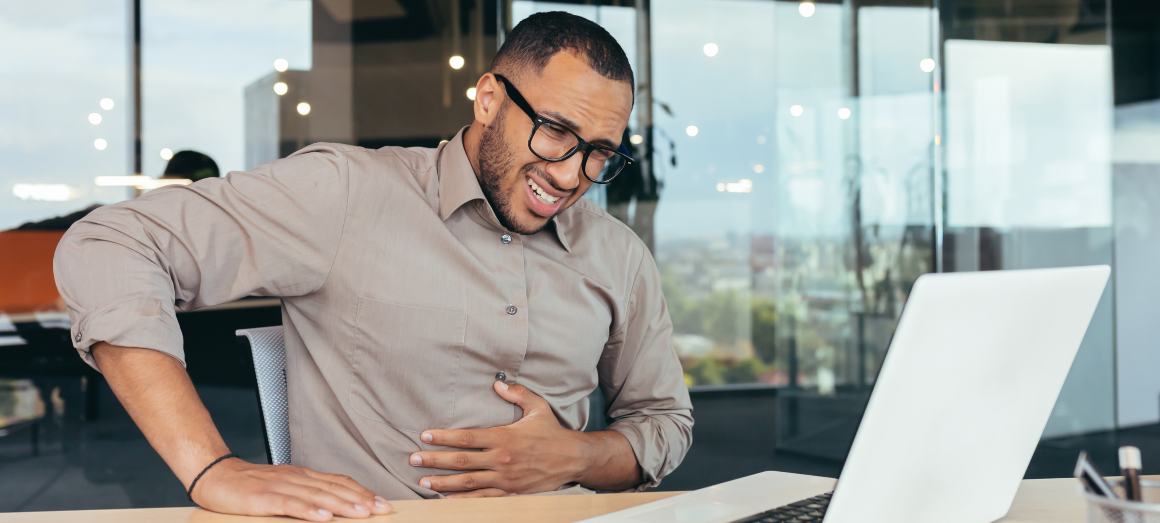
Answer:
[{"left": 436, "top": 127, "right": 572, "bottom": 253}]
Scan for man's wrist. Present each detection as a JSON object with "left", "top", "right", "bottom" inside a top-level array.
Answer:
[
  {"left": 176, "top": 444, "right": 235, "bottom": 488},
  {"left": 571, "top": 430, "right": 601, "bottom": 485},
  {"left": 187, "top": 452, "right": 240, "bottom": 502},
  {"left": 572, "top": 430, "right": 635, "bottom": 487},
  {"left": 573, "top": 429, "right": 645, "bottom": 490}
]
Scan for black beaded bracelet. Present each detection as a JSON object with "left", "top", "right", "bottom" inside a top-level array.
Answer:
[{"left": 187, "top": 452, "right": 238, "bottom": 503}]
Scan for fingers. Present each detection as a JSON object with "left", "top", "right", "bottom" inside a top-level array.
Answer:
[
  {"left": 283, "top": 472, "right": 380, "bottom": 515},
  {"left": 420, "top": 471, "right": 500, "bottom": 493},
  {"left": 300, "top": 469, "right": 391, "bottom": 514},
  {"left": 421, "top": 428, "right": 501, "bottom": 449},
  {"left": 410, "top": 449, "right": 495, "bottom": 471},
  {"left": 492, "top": 381, "right": 549, "bottom": 414},
  {"left": 446, "top": 488, "right": 508, "bottom": 499},
  {"left": 487, "top": 380, "right": 549, "bottom": 417},
  {"left": 258, "top": 493, "right": 337, "bottom": 522},
  {"left": 268, "top": 480, "right": 374, "bottom": 519}
]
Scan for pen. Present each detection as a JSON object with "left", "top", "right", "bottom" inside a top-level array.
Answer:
[
  {"left": 1120, "top": 446, "right": 1143, "bottom": 502},
  {"left": 1075, "top": 451, "right": 1118, "bottom": 499}
]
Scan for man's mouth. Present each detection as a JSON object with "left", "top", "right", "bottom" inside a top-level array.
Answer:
[{"left": 527, "top": 177, "right": 561, "bottom": 205}]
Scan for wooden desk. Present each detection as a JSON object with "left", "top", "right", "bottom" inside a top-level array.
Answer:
[{"left": 0, "top": 474, "right": 1122, "bottom": 523}]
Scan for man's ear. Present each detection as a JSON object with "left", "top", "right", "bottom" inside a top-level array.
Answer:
[{"left": 473, "top": 73, "right": 501, "bottom": 126}]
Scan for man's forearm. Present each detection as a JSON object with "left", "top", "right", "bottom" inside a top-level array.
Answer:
[
  {"left": 92, "top": 343, "right": 232, "bottom": 488},
  {"left": 575, "top": 430, "right": 643, "bottom": 491}
]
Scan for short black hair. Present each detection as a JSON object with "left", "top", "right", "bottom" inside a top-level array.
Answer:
[
  {"left": 492, "top": 11, "right": 634, "bottom": 94},
  {"left": 162, "top": 150, "right": 219, "bottom": 182}
]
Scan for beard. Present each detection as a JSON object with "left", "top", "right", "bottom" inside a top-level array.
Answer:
[{"left": 477, "top": 108, "right": 552, "bottom": 235}]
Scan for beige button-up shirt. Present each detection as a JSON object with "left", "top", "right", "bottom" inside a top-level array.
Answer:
[{"left": 53, "top": 128, "right": 693, "bottom": 499}]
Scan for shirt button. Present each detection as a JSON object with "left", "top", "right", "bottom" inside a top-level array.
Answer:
[
  {"left": 74, "top": 332, "right": 82, "bottom": 342},
  {"left": 505, "top": 304, "right": 518, "bottom": 315},
  {"left": 495, "top": 371, "right": 507, "bottom": 382},
  {"left": 500, "top": 233, "right": 512, "bottom": 244}
]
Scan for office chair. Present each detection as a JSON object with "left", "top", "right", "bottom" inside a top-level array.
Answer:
[{"left": 236, "top": 326, "right": 291, "bottom": 465}]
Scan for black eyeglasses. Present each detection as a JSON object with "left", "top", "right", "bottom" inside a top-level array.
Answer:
[{"left": 493, "top": 74, "right": 634, "bottom": 184}]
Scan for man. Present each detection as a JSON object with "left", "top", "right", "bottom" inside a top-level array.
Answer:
[{"left": 54, "top": 11, "right": 692, "bottom": 522}]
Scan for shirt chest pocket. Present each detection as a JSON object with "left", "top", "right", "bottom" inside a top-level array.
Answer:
[{"left": 347, "top": 297, "right": 467, "bottom": 431}]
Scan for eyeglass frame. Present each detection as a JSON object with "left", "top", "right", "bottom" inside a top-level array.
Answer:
[{"left": 492, "top": 73, "right": 635, "bottom": 184}]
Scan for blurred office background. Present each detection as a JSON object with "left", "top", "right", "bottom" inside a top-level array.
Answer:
[{"left": 2, "top": 0, "right": 1158, "bottom": 511}]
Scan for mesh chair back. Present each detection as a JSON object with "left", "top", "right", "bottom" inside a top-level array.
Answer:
[{"left": 236, "top": 326, "right": 291, "bottom": 465}]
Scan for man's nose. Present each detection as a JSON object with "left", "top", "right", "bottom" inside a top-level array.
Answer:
[{"left": 543, "top": 153, "right": 584, "bottom": 191}]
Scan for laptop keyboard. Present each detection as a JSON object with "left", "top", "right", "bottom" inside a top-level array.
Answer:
[{"left": 730, "top": 491, "right": 833, "bottom": 523}]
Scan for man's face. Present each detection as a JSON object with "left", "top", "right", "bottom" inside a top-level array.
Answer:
[{"left": 477, "top": 52, "right": 633, "bottom": 235}]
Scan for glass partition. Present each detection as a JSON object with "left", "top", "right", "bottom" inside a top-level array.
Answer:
[{"left": 512, "top": 0, "right": 1127, "bottom": 482}]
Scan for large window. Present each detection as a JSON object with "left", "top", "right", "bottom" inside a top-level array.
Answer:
[
  {"left": 514, "top": 1, "right": 938, "bottom": 393},
  {"left": 140, "top": 0, "right": 312, "bottom": 177},
  {"left": 513, "top": 0, "right": 1136, "bottom": 481},
  {"left": 0, "top": 1, "right": 131, "bottom": 230}
]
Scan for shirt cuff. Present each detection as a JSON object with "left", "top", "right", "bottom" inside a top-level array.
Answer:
[
  {"left": 607, "top": 416, "right": 677, "bottom": 491},
  {"left": 69, "top": 297, "right": 185, "bottom": 370}
]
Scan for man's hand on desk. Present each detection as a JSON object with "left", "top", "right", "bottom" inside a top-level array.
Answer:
[
  {"left": 410, "top": 381, "right": 637, "bottom": 497},
  {"left": 191, "top": 459, "right": 393, "bottom": 521},
  {"left": 90, "top": 344, "right": 392, "bottom": 522}
]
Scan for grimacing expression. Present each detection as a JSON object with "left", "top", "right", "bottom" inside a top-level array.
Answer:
[{"left": 477, "top": 52, "right": 633, "bottom": 235}]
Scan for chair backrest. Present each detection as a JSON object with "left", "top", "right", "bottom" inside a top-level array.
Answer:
[{"left": 236, "top": 326, "right": 291, "bottom": 465}]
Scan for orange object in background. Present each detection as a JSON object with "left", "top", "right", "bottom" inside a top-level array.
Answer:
[{"left": 0, "top": 231, "right": 65, "bottom": 314}]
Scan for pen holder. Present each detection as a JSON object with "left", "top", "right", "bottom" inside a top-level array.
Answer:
[{"left": 1085, "top": 479, "right": 1160, "bottom": 522}]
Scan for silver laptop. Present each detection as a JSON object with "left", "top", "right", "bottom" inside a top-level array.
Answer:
[{"left": 585, "top": 266, "right": 1110, "bottom": 523}]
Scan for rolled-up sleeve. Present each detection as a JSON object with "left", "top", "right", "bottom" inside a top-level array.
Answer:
[
  {"left": 599, "top": 248, "right": 694, "bottom": 490},
  {"left": 53, "top": 144, "right": 353, "bottom": 369}
]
